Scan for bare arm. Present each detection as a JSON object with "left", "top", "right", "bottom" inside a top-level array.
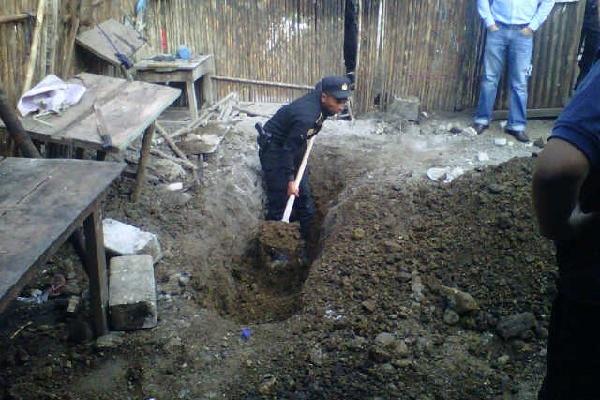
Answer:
[{"left": 532, "top": 138, "right": 597, "bottom": 240}]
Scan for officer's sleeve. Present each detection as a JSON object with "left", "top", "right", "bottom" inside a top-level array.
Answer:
[
  {"left": 281, "top": 119, "right": 314, "bottom": 181},
  {"left": 551, "top": 62, "right": 600, "bottom": 169}
]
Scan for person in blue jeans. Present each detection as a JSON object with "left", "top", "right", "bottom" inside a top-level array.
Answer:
[{"left": 473, "top": 0, "right": 555, "bottom": 143}]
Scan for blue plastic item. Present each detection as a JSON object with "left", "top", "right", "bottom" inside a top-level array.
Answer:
[
  {"left": 176, "top": 46, "right": 191, "bottom": 60},
  {"left": 240, "top": 328, "right": 252, "bottom": 342}
]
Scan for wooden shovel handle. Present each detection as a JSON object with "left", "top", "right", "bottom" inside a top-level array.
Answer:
[{"left": 281, "top": 135, "right": 316, "bottom": 223}]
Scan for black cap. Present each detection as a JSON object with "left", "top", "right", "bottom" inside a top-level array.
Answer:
[{"left": 320, "top": 75, "right": 352, "bottom": 100}]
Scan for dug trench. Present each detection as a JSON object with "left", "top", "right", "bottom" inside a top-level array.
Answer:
[
  {"left": 213, "top": 147, "right": 350, "bottom": 325},
  {"left": 0, "top": 116, "right": 560, "bottom": 399}
]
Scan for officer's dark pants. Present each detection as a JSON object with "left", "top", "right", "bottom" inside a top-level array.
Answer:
[
  {"left": 576, "top": 28, "right": 600, "bottom": 89},
  {"left": 260, "top": 146, "right": 316, "bottom": 239},
  {"left": 538, "top": 293, "right": 600, "bottom": 399}
]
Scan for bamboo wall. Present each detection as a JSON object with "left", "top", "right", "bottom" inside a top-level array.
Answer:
[{"left": 0, "top": 0, "right": 586, "bottom": 114}]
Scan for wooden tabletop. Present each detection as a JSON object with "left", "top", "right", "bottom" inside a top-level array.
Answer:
[
  {"left": 134, "top": 54, "right": 212, "bottom": 71},
  {"left": 0, "top": 157, "right": 125, "bottom": 313},
  {"left": 10, "top": 73, "right": 180, "bottom": 152}
]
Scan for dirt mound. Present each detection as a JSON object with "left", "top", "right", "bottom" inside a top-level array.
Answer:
[{"left": 229, "top": 157, "right": 556, "bottom": 399}]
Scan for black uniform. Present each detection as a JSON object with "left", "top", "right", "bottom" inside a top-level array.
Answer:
[{"left": 258, "top": 86, "right": 331, "bottom": 239}]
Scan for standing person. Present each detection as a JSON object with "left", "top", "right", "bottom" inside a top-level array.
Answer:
[
  {"left": 256, "top": 76, "right": 350, "bottom": 240},
  {"left": 576, "top": 0, "right": 600, "bottom": 88},
  {"left": 533, "top": 60, "right": 600, "bottom": 398},
  {"left": 472, "top": 0, "right": 555, "bottom": 143}
]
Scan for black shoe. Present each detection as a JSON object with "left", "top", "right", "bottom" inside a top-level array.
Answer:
[
  {"left": 505, "top": 129, "right": 530, "bottom": 143},
  {"left": 472, "top": 123, "right": 489, "bottom": 135}
]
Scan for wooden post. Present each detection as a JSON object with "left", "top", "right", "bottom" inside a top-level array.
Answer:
[
  {"left": 202, "top": 57, "right": 215, "bottom": 105},
  {"left": 131, "top": 122, "right": 155, "bottom": 201},
  {"left": 22, "top": 0, "right": 47, "bottom": 93},
  {"left": 186, "top": 79, "right": 199, "bottom": 120},
  {"left": 0, "top": 87, "right": 41, "bottom": 158},
  {"left": 83, "top": 207, "right": 109, "bottom": 336},
  {"left": 0, "top": 14, "right": 32, "bottom": 24}
]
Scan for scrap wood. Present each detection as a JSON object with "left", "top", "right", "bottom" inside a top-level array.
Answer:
[
  {"left": 168, "top": 92, "right": 238, "bottom": 140},
  {"left": 155, "top": 122, "right": 189, "bottom": 161},
  {"left": 10, "top": 321, "right": 33, "bottom": 339},
  {"left": 0, "top": 13, "right": 33, "bottom": 24},
  {"left": 150, "top": 148, "right": 198, "bottom": 170},
  {"left": 22, "top": 0, "right": 47, "bottom": 93},
  {"left": 233, "top": 105, "right": 272, "bottom": 118}
]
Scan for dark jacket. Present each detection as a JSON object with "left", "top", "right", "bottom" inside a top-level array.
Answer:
[{"left": 263, "top": 88, "right": 331, "bottom": 181}]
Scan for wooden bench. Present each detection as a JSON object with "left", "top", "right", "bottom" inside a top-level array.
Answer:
[{"left": 0, "top": 157, "right": 125, "bottom": 336}]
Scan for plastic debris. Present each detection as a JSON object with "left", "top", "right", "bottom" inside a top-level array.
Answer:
[
  {"left": 240, "top": 327, "right": 252, "bottom": 342},
  {"left": 477, "top": 152, "right": 490, "bottom": 162},
  {"left": 494, "top": 138, "right": 507, "bottom": 146}
]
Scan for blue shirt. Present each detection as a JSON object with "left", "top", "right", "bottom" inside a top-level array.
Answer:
[
  {"left": 477, "top": 0, "right": 555, "bottom": 31},
  {"left": 551, "top": 61, "right": 600, "bottom": 170}
]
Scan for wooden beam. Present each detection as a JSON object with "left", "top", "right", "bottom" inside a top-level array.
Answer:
[
  {"left": 492, "top": 108, "right": 563, "bottom": 120},
  {"left": 0, "top": 13, "right": 32, "bottom": 24},
  {"left": 22, "top": 0, "right": 47, "bottom": 94},
  {"left": 131, "top": 122, "right": 155, "bottom": 201},
  {"left": 0, "top": 87, "right": 41, "bottom": 158},
  {"left": 211, "top": 75, "right": 313, "bottom": 90}
]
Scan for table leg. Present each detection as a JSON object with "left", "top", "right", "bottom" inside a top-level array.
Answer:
[
  {"left": 202, "top": 75, "right": 214, "bottom": 106},
  {"left": 131, "top": 122, "right": 155, "bottom": 202},
  {"left": 83, "top": 208, "right": 109, "bottom": 336},
  {"left": 186, "top": 79, "right": 199, "bottom": 120}
]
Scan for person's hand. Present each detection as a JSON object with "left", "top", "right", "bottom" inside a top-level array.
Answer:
[
  {"left": 520, "top": 27, "right": 534, "bottom": 36},
  {"left": 287, "top": 181, "right": 299, "bottom": 197},
  {"left": 488, "top": 24, "right": 500, "bottom": 32}
]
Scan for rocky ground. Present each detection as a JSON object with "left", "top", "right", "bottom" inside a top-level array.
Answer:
[{"left": 0, "top": 109, "right": 557, "bottom": 400}]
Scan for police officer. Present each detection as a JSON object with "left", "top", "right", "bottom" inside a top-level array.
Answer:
[{"left": 257, "top": 76, "right": 351, "bottom": 239}]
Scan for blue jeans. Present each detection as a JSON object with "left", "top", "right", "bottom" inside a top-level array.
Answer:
[{"left": 474, "top": 27, "right": 533, "bottom": 132}]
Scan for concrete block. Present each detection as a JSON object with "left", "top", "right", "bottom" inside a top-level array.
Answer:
[
  {"left": 388, "top": 96, "right": 420, "bottom": 121},
  {"left": 103, "top": 219, "right": 162, "bottom": 263},
  {"left": 109, "top": 255, "right": 157, "bottom": 330}
]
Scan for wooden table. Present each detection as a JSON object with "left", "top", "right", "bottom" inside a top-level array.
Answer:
[
  {"left": 4, "top": 73, "right": 180, "bottom": 201},
  {"left": 0, "top": 157, "right": 125, "bottom": 336},
  {"left": 135, "top": 55, "right": 215, "bottom": 120}
]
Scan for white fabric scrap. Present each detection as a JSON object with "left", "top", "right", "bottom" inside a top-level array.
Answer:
[{"left": 18, "top": 75, "right": 86, "bottom": 116}]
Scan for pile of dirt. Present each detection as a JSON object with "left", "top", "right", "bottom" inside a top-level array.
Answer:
[{"left": 227, "top": 157, "right": 556, "bottom": 399}]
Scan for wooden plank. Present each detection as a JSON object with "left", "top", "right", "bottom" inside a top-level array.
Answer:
[
  {"left": 83, "top": 207, "right": 109, "bottom": 336},
  {"left": 76, "top": 18, "right": 145, "bottom": 67},
  {"left": 0, "top": 14, "right": 32, "bottom": 24},
  {"left": 22, "top": 0, "right": 47, "bottom": 94},
  {"left": 134, "top": 54, "right": 211, "bottom": 71},
  {"left": 492, "top": 108, "right": 563, "bottom": 120},
  {"left": 0, "top": 158, "right": 124, "bottom": 314}
]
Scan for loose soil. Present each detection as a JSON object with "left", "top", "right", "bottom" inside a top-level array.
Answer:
[{"left": 0, "top": 112, "right": 556, "bottom": 400}]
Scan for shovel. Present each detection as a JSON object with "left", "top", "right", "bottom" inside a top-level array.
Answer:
[{"left": 281, "top": 135, "right": 316, "bottom": 222}]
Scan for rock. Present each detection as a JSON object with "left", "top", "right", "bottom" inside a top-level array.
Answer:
[
  {"left": 394, "top": 340, "right": 410, "bottom": 357},
  {"left": 533, "top": 137, "right": 545, "bottom": 148},
  {"left": 383, "top": 240, "right": 402, "bottom": 253},
  {"left": 166, "top": 182, "right": 184, "bottom": 191},
  {"left": 178, "top": 272, "right": 191, "bottom": 287},
  {"left": 487, "top": 184, "right": 505, "bottom": 194},
  {"left": 103, "top": 219, "right": 162, "bottom": 263},
  {"left": 109, "top": 255, "right": 158, "bottom": 330},
  {"left": 497, "top": 355, "right": 510, "bottom": 365},
  {"left": 388, "top": 96, "right": 420, "bottom": 121},
  {"left": 496, "top": 312, "right": 536, "bottom": 340},
  {"left": 449, "top": 126, "right": 463, "bottom": 134},
  {"left": 258, "top": 375, "right": 277, "bottom": 395},
  {"left": 397, "top": 271, "right": 412, "bottom": 282},
  {"left": 443, "top": 308, "right": 460, "bottom": 325},
  {"left": 494, "top": 137, "right": 507, "bottom": 146},
  {"left": 412, "top": 271, "right": 425, "bottom": 302},
  {"left": 362, "top": 300, "right": 377, "bottom": 313},
  {"left": 66, "top": 295, "right": 80, "bottom": 313},
  {"left": 440, "top": 285, "right": 479, "bottom": 315},
  {"left": 309, "top": 345, "right": 324, "bottom": 365},
  {"left": 369, "top": 346, "right": 392, "bottom": 363},
  {"left": 477, "top": 152, "right": 490, "bottom": 162},
  {"left": 352, "top": 227, "right": 366, "bottom": 240},
  {"left": 374, "top": 332, "right": 395, "bottom": 347},
  {"left": 160, "top": 190, "right": 193, "bottom": 207},
  {"left": 96, "top": 332, "right": 124, "bottom": 349},
  {"left": 179, "top": 133, "right": 223, "bottom": 154},
  {"left": 463, "top": 127, "right": 478, "bottom": 137},
  {"left": 392, "top": 358, "right": 413, "bottom": 368},
  {"left": 148, "top": 158, "right": 186, "bottom": 181}
]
